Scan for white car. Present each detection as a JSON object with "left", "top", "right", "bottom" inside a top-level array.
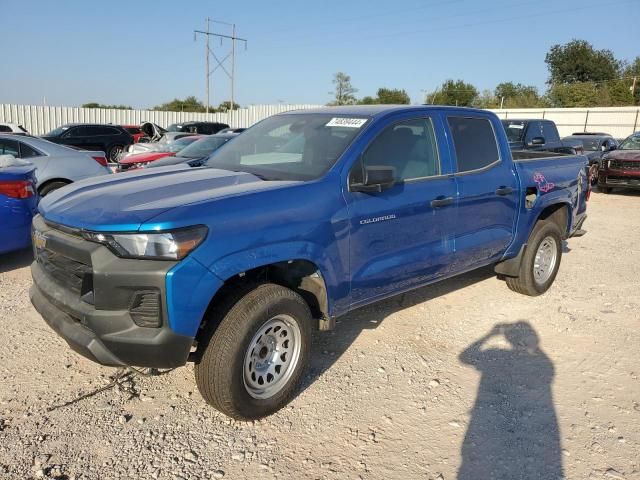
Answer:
[
  {"left": 0, "top": 134, "right": 112, "bottom": 196},
  {"left": 0, "top": 122, "right": 29, "bottom": 135}
]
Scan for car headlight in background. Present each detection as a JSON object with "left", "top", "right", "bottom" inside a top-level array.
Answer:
[{"left": 83, "top": 226, "right": 208, "bottom": 260}]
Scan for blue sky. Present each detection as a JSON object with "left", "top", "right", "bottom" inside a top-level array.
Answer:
[{"left": 2, "top": 0, "right": 638, "bottom": 108}]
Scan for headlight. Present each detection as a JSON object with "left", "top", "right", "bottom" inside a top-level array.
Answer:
[{"left": 83, "top": 226, "right": 208, "bottom": 260}]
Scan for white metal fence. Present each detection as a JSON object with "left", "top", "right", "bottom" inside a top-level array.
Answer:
[
  {"left": 2, "top": 104, "right": 639, "bottom": 138},
  {"left": 490, "top": 106, "right": 640, "bottom": 138},
  {"left": 0, "top": 104, "right": 322, "bottom": 136}
]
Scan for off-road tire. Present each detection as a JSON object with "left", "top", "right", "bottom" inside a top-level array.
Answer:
[
  {"left": 194, "top": 283, "right": 312, "bottom": 420},
  {"left": 506, "top": 220, "right": 563, "bottom": 296}
]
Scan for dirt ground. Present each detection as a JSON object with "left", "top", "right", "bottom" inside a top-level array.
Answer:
[{"left": 0, "top": 189, "right": 639, "bottom": 480}]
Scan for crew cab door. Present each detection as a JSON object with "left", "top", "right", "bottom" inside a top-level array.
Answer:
[
  {"left": 345, "top": 115, "right": 457, "bottom": 306},
  {"left": 446, "top": 115, "right": 518, "bottom": 272}
]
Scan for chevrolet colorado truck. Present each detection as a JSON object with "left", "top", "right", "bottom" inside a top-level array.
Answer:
[{"left": 30, "top": 106, "right": 589, "bottom": 420}]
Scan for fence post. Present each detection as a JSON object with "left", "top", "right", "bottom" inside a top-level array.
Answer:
[
  {"left": 583, "top": 110, "right": 590, "bottom": 132},
  {"left": 634, "top": 109, "right": 639, "bottom": 133}
]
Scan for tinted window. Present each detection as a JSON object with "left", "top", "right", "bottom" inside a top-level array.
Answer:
[
  {"left": 542, "top": 121, "right": 559, "bottom": 143},
  {"left": 62, "top": 126, "right": 86, "bottom": 138},
  {"left": 358, "top": 118, "right": 440, "bottom": 182},
  {"left": 524, "top": 121, "right": 543, "bottom": 143},
  {"left": 19, "top": 143, "right": 42, "bottom": 158},
  {"left": 0, "top": 139, "right": 20, "bottom": 156},
  {"left": 0, "top": 125, "right": 11, "bottom": 133},
  {"left": 448, "top": 117, "right": 499, "bottom": 173},
  {"left": 501, "top": 120, "right": 526, "bottom": 143},
  {"left": 86, "top": 126, "right": 119, "bottom": 136}
]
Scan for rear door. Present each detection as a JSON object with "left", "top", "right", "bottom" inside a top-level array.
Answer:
[
  {"left": 446, "top": 115, "right": 518, "bottom": 272},
  {"left": 346, "top": 114, "right": 457, "bottom": 306}
]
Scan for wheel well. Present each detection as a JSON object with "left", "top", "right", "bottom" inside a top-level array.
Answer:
[
  {"left": 38, "top": 178, "right": 71, "bottom": 194},
  {"left": 538, "top": 203, "right": 569, "bottom": 238},
  {"left": 192, "top": 260, "right": 330, "bottom": 360}
]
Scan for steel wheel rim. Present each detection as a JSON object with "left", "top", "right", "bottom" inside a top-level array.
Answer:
[
  {"left": 533, "top": 236, "right": 558, "bottom": 285},
  {"left": 243, "top": 314, "right": 302, "bottom": 399}
]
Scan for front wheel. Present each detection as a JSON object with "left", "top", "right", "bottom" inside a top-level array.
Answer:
[
  {"left": 506, "top": 221, "right": 563, "bottom": 296},
  {"left": 195, "top": 283, "right": 312, "bottom": 420},
  {"left": 107, "top": 144, "right": 124, "bottom": 162}
]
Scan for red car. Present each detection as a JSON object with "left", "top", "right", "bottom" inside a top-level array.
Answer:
[
  {"left": 117, "top": 135, "right": 202, "bottom": 172},
  {"left": 121, "top": 125, "right": 146, "bottom": 143},
  {"left": 598, "top": 132, "right": 640, "bottom": 193}
]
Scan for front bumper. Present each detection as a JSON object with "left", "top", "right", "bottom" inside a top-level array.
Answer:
[
  {"left": 29, "top": 216, "right": 194, "bottom": 368},
  {"left": 598, "top": 168, "right": 640, "bottom": 190}
]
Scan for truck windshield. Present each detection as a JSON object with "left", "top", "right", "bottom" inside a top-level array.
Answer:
[
  {"left": 204, "top": 114, "right": 368, "bottom": 181},
  {"left": 618, "top": 134, "right": 640, "bottom": 150},
  {"left": 501, "top": 120, "right": 526, "bottom": 143}
]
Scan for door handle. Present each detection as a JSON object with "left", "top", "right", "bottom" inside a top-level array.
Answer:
[
  {"left": 430, "top": 196, "right": 454, "bottom": 208},
  {"left": 495, "top": 186, "right": 514, "bottom": 196}
]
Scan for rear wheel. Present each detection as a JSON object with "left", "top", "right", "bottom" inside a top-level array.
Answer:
[
  {"left": 39, "top": 181, "right": 70, "bottom": 197},
  {"left": 506, "top": 220, "right": 563, "bottom": 296},
  {"left": 195, "top": 283, "right": 312, "bottom": 420},
  {"left": 107, "top": 144, "right": 124, "bottom": 162}
]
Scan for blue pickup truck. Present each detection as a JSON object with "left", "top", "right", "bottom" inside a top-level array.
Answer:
[{"left": 30, "top": 106, "right": 589, "bottom": 419}]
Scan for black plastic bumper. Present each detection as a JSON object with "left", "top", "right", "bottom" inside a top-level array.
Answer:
[{"left": 29, "top": 216, "right": 194, "bottom": 368}]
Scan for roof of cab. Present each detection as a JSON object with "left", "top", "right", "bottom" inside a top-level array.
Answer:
[{"left": 282, "top": 104, "right": 494, "bottom": 118}]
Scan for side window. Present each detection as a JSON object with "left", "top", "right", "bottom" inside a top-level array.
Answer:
[
  {"left": 358, "top": 118, "right": 440, "bottom": 182},
  {"left": 0, "top": 139, "right": 20, "bottom": 156},
  {"left": 542, "top": 122, "right": 559, "bottom": 143},
  {"left": 63, "top": 127, "right": 85, "bottom": 138},
  {"left": 19, "top": 143, "right": 42, "bottom": 158},
  {"left": 524, "top": 121, "right": 542, "bottom": 143},
  {"left": 0, "top": 125, "right": 12, "bottom": 133},
  {"left": 448, "top": 117, "right": 500, "bottom": 173}
]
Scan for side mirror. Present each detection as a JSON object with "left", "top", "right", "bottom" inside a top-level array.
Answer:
[
  {"left": 530, "top": 136, "right": 545, "bottom": 146},
  {"left": 351, "top": 166, "right": 396, "bottom": 193}
]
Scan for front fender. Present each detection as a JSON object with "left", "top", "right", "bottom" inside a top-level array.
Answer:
[{"left": 209, "top": 241, "right": 345, "bottom": 317}]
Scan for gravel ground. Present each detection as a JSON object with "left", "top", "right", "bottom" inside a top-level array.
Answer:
[{"left": 0, "top": 190, "right": 639, "bottom": 480}]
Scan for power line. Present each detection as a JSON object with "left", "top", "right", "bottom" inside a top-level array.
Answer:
[{"left": 194, "top": 18, "right": 248, "bottom": 113}]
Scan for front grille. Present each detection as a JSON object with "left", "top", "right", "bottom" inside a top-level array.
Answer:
[
  {"left": 37, "top": 249, "right": 92, "bottom": 295},
  {"left": 609, "top": 160, "right": 640, "bottom": 171}
]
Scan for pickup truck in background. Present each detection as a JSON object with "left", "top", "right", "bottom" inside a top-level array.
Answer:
[
  {"left": 502, "top": 119, "right": 583, "bottom": 155},
  {"left": 29, "top": 106, "right": 589, "bottom": 420}
]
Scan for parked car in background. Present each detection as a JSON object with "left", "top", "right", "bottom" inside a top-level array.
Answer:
[
  {"left": 502, "top": 119, "right": 583, "bottom": 155},
  {"left": 145, "top": 132, "right": 240, "bottom": 169},
  {"left": 0, "top": 156, "right": 38, "bottom": 254},
  {"left": 166, "top": 121, "right": 229, "bottom": 135},
  {"left": 0, "top": 134, "right": 112, "bottom": 196},
  {"left": 140, "top": 122, "right": 166, "bottom": 142},
  {"left": 598, "top": 132, "right": 640, "bottom": 193},
  {"left": 562, "top": 132, "right": 618, "bottom": 166},
  {"left": 41, "top": 124, "right": 134, "bottom": 162},
  {"left": 30, "top": 106, "right": 589, "bottom": 420},
  {"left": 117, "top": 135, "right": 203, "bottom": 172},
  {"left": 122, "top": 125, "right": 146, "bottom": 143},
  {"left": 0, "top": 122, "right": 29, "bottom": 135},
  {"left": 123, "top": 132, "right": 199, "bottom": 157}
]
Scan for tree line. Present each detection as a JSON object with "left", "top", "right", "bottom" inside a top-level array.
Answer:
[
  {"left": 329, "top": 40, "right": 640, "bottom": 108},
  {"left": 82, "top": 97, "right": 240, "bottom": 113}
]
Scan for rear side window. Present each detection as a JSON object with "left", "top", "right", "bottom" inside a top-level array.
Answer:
[
  {"left": 448, "top": 117, "right": 499, "bottom": 173},
  {"left": 19, "top": 143, "right": 42, "bottom": 158},
  {"left": 542, "top": 121, "right": 560, "bottom": 143},
  {"left": 0, "top": 125, "right": 11, "bottom": 133},
  {"left": 87, "top": 126, "right": 120, "bottom": 136},
  {"left": 0, "top": 139, "right": 19, "bottom": 156}
]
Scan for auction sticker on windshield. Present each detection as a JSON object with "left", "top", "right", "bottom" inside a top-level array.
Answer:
[{"left": 326, "top": 118, "right": 368, "bottom": 128}]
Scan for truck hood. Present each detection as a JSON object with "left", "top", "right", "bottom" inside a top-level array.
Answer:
[
  {"left": 39, "top": 166, "right": 292, "bottom": 231},
  {"left": 606, "top": 150, "right": 640, "bottom": 161}
]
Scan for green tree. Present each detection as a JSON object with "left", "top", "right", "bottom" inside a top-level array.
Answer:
[
  {"left": 375, "top": 88, "right": 410, "bottom": 104},
  {"left": 82, "top": 102, "right": 132, "bottom": 109},
  {"left": 427, "top": 79, "right": 478, "bottom": 106},
  {"left": 545, "top": 39, "right": 621, "bottom": 84},
  {"left": 153, "top": 96, "right": 207, "bottom": 112},
  {"left": 493, "top": 82, "right": 546, "bottom": 108},
  {"left": 329, "top": 72, "right": 358, "bottom": 105},
  {"left": 217, "top": 101, "right": 241, "bottom": 112},
  {"left": 358, "top": 96, "right": 377, "bottom": 105},
  {"left": 547, "top": 82, "right": 601, "bottom": 107},
  {"left": 623, "top": 56, "right": 640, "bottom": 105},
  {"left": 473, "top": 90, "right": 499, "bottom": 109}
]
